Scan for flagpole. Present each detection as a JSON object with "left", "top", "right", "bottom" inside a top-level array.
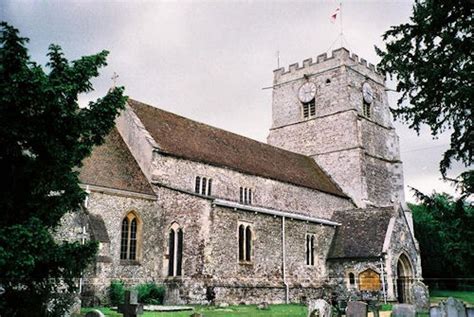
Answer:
[{"left": 339, "top": 1, "right": 343, "bottom": 48}]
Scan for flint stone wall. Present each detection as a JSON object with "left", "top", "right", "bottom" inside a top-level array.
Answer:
[{"left": 152, "top": 154, "right": 354, "bottom": 219}]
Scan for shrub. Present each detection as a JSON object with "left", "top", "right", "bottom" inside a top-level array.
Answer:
[
  {"left": 108, "top": 280, "right": 126, "bottom": 306},
  {"left": 135, "top": 282, "right": 165, "bottom": 305}
]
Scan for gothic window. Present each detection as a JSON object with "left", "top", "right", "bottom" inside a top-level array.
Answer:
[
  {"left": 239, "top": 187, "right": 253, "bottom": 205},
  {"left": 120, "top": 212, "right": 141, "bottom": 261},
  {"left": 168, "top": 224, "right": 184, "bottom": 277},
  {"left": 349, "top": 272, "right": 355, "bottom": 286},
  {"left": 306, "top": 233, "right": 315, "bottom": 266},
  {"left": 238, "top": 223, "right": 253, "bottom": 262},
  {"left": 195, "top": 176, "right": 212, "bottom": 196},
  {"left": 302, "top": 99, "right": 316, "bottom": 119},
  {"left": 195, "top": 176, "right": 201, "bottom": 194},
  {"left": 202, "top": 177, "right": 207, "bottom": 195}
]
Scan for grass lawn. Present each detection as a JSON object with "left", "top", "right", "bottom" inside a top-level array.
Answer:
[
  {"left": 81, "top": 290, "right": 474, "bottom": 316},
  {"left": 430, "top": 290, "right": 474, "bottom": 305},
  {"left": 81, "top": 304, "right": 307, "bottom": 317}
]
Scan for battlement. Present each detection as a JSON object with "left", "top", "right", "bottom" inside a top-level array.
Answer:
[{"left": 273, "top": 47, "right": 381, "bottom": 79}]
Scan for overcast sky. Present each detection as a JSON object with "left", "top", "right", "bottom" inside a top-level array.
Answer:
[{"left": 2, "top": 0, "right": 468, "bottom": 202}]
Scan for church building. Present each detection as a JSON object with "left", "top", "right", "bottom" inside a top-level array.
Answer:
[{"left": 66, "top": 48, "right": 422, "bottom": 305}]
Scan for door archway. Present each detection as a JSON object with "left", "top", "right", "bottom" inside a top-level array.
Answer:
[{"left": 396, "top": 253, "right": 414, "bottom": 303}]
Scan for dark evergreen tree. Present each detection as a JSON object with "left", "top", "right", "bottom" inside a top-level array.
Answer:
[
  {"left": 410, "top": 190, "right": 474, "bottom": 289},
  {"left": 0, "top": 22, "right": 127, "bottom": 316},
  {"left": 376, "top": 0, "right": 473, "bottom": 192}
]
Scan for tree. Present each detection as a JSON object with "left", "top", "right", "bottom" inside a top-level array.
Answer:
[
  {"left": 0, "top": 22, "right": 127, "bottom": 316},
  {"left": 410, "top": 189, "right": 474, "bottom": 289},
  {"left": 376, "top": 0, "right": 473, "bottom": 191}
]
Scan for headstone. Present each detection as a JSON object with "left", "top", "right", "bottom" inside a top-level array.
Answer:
[
  {"left": 85, "top": 309, "right": 105, "bottom": 317},
  {"left": 439, "top": 297, "right": 467, "bottom": 317},
  {"left": 307, "top": 299, "right": 332, "bottom": 317},
  {"left": 218, "top": 302, "right": 229, "bottom": 308},
  {"left": 257, "top": 302, "right": 269, "bottom": 310},
  {"left": 466, "top": 308, "right": 474, "bottom": 317},
  {"left": 118, "top": 290, "right": 144, "bottom": 317},
  {"left": 346, "top": 301, "right": 368, "bottom": 317},
  {"left": 411, "top": 281, "right": 430, "bottom": 312},
  {"left": 431, "top": 306, "right": 442, "bottom": 317},
  {"left": 392, "top": 304, "right": 416, "bottom": 317},
  {"left": 66, "top": 296, "right": 82, "bottom": 317}
]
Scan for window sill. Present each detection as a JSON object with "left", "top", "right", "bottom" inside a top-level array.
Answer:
[
  {"left": 239, "top": 261, "right": 254, "bottom": 266},
  {"left": 120, "top": 260, "right": 141, "bottom": 266}
]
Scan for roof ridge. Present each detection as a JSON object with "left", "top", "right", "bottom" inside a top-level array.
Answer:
[{"left": 127, "top": 98, "right": 349, "bottom": 198}]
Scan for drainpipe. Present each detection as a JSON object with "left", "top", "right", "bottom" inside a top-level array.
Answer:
[
  {"left": 380, "top": 257, "right": 387, "bottom": 304},
  {"left": 282, "top": 216, "right": 289, "bottom": 304}
]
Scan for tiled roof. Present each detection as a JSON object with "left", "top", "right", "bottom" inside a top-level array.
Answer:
[
  {"left": 79, "top": 128, "right": 155, "bottom": 196},
  {"left": 328, "top": 207, "right": 395, "bottom": 259},
  {"left": 128, "top": 99, "right": 347, "bottom": 198}
]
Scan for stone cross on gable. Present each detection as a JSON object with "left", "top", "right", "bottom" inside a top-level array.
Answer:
[
  {"left": 118, "top": 290, "right": 143, "bottom": 317},
  {"left": 111, "top": 72, "right": 119, "bottom": 88}
]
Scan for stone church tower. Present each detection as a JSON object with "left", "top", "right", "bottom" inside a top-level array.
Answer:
[{"left": 268, "top": 48, "right": 405, "bottom": 209}]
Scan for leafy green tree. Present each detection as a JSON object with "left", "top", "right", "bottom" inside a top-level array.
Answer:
[
  {"left": 376, "top": 0, "right": 473, "bottom": 189},
  {"left": 0, "top": 22, "right": 126, "bottom": 316},
  {"left": 410, "top": 189, "right": 474, "bottom": 289}
]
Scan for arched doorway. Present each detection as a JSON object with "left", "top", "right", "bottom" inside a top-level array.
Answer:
[{"left": 396, "top": 253, "right": 414, "bottom": 303}]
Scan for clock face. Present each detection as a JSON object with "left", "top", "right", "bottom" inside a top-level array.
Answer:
[
  {"left": 362, "top": 82, "right": 374, "bottom": 104},
  {"left": 298, "top": 82, "right": 316, "bottom": 103}
]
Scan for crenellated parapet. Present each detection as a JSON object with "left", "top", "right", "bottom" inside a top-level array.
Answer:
[{"left": 273, "top": 47, "right": 384, "bottom": 83}]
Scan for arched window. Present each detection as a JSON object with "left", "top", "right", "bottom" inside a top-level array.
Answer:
[
  {"left": 306, "top": 233, "right": 315, "bottom": 266},
  {"left": 195, "top": 176, "right": 201, "bottom": 193},
  {"left": 363, "top": 102, "right": 371, "bottom": 118},
  {"left": 349, "top": 272, "right": 355, "bottom": 286},
  {"left": 120, "top": 212, "right": 140, "bottom": 261},
  {"left": 238, "top": 223, "right": 253, "bottom": 262},
  {"left": 168, "top": 224, "right": 184, "bottom": 277},
  {"left": 238, "top": 225, "right": 245, "bottom": 261}
]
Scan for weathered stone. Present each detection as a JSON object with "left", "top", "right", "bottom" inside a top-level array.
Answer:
[
  {"left": 466, "top": 308, "right": 474, "bottom": 317},
  {"left": 257, "top": 302, "right": 269, "bottom": 310},
  {"left": 430, "top": 306, "right": 442, "bottom": 317},
  {"left": 439, "top": 297, "right": 467, "bottom": 317},
  {"left": 218, "top": 303, "right": 229, "bottom": 308},
  {"left": 346, "top": 301, "right": 367, "bottom": 317},
  {"left": 308, "top": 299, "right": 332, "bottom": 317},
  {"left": 85, "top": 309, "right": 105, "bottom": 317},
  {"left": 118, "top": 290, "right": 144, "bottom": 317},
  {"left": 392, "top": 304, "right": 416, "bottom": 317},
  {"left": 411, "top": 281, "right": 430, "bottom": 312}
]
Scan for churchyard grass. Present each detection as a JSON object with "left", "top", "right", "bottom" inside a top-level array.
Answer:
[
  {"left": 430, "top": 290, "right": 474, "bottom": 305},
  {"left": 81, "top": 303, "right": 307, "bottom": 316}
]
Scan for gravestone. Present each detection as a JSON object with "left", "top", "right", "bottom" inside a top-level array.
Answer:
[
  {"left": 466, "top": 308, "right": 474, "bottom": 317},
  {"left": 307, "top": 299, "right": 332, "bottom": 317},
  {"left": 118, "top": 290, "right": 144, "bottom": 317},
  {"left": 411, "top": 281, "right": 430, "bottom": 312},
  {"left": 85, "top": 309, "right": 105, "bottom": 317},
  {"left": 346, "top": 301, "right": 368, "bottom": 317},
  {"left": 431, "top": 306, "right": 442, "bottom": 317},
  {"left": 438, "top": 297, "right": 467, "bottom": 317},
  {"left": 392, "top": 304, "right": 416, "bottom": 317},
  {"left": 257, "top": 302, "right": 269, "bottom": 310}
]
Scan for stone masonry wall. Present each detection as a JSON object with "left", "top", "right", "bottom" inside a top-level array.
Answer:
[
  {"left": 82, "top": 191, "right": 161, "bottom": 302},
  {"left": 267, "top": 48, "right": 405, "bottom": 208},
  {"left": 152, "top": 154, "right": 354, "bottom": 220}
]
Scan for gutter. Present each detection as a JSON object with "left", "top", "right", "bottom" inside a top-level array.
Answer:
[{"left": 213, "top": 199, "right": 341, "bottom": 227}]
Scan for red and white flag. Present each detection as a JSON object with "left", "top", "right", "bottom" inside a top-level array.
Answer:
[{"left": 330, "top": 6, "right": 340, "bottom": 23}]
